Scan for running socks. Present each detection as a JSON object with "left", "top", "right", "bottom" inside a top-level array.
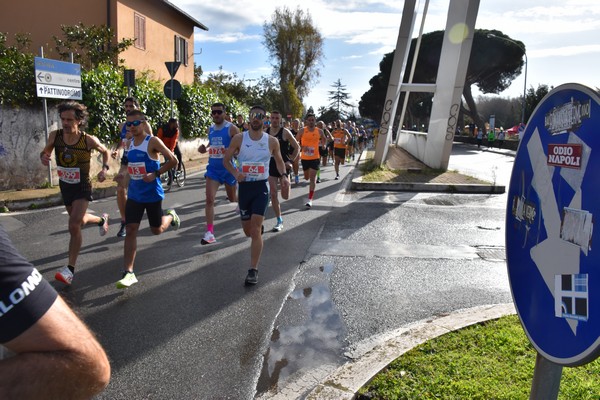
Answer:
[{"left": 207, "top": 224, "right": 214, "bottom": 234}]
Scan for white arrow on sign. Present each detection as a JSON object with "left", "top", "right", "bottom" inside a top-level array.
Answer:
[{"left": 36, "top": 71, "right": 81, "bottom": 88}]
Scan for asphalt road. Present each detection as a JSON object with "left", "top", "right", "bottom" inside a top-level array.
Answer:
[{"left": 1, "top": 143, "right": 516, "bottom": 399}]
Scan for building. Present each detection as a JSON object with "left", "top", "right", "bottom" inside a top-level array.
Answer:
[{"left": 1, "top": 0, "right": 208, "bottom": 84}]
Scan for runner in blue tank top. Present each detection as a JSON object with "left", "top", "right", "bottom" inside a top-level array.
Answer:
[
  {"left": 223, "top": 105, "right": 289, "bottom": 285},
  {"left": 197, "top": 102, "right": 240, "bottom": 245},
  {"left": 114, "top": 110, "right": 181, "bottom": 289}
]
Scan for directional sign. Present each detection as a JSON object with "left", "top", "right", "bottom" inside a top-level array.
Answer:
[
  {"left": 34, "top": 57, "right": 82, "bottom": 100},
  {"left": 506, "top": 83, "right": 600, "bottom": 366}
]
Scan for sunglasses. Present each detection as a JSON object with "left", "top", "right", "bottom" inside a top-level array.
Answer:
[
  {"left": 126, "top": 120, "right": 145, "bottom": 127},
  {"left": 250, "top": 112, "right": 265, "bottom": 120},
  {"left": 211, "top": 109, "right": 223, "bottom": 115}
]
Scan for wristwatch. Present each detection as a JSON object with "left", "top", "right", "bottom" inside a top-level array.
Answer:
[{"left": 154, "top": 170, "right": 160, "bottom": 178}]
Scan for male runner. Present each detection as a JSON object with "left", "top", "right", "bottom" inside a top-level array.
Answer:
[
  {"left": 332, "top": 120, "right": 352, "bottom": 180},
  {"left": 111, "top": 97, "right": 151, "bottom": 237},
  {"left": 266, "top": 110, "right": 299, "bottom": 232},
  {"left": 115, "top": 110, "right": 180, "bottom": 289},
  {"left": 290, "top": 118, "right": 301, "bottom": 184},
  {"left": 223, "top": 105, "right": 288, "bottom": 285},
  {"left": 0, "top": 226, "right": 111, "bottom": 398},
  {"left": 316, "top": 120, "right": 333, "bottom": 183},
  {"left": 296, "top": 113, "right": 327, "bottom": 208},
  {"left": 39, "top": 101, "right": 110, "bottom": 286},
  {"left": 198, "top": 103, "right": 240, "bottom": 244}
]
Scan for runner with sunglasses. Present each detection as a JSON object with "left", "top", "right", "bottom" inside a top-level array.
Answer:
[
  {"left": 198, "top": 103, "right": 240, "bottom": 244},
  {"left": 223, "top": 105, "right": 289, "bottom": 285},
  {"left": 115, "top": 110, "right": 180, "bottom": 289}
]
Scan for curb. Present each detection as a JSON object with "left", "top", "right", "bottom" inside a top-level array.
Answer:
[{"left": 302, "top": 303, "right": 516, "bottom": 399}]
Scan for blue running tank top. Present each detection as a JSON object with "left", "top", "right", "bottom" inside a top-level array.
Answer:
[
  {"left": 127, "top": 135, "right": 164, "bottom": 202},
  {"left": 207, "top": 121, "right": 233, "bottom": 170}
]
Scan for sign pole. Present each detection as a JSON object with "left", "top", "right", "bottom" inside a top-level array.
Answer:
[
  {"left": 39, "top": 47, "right": 53, "bottom": 186},
  {"left": 530, "top": 353, "right": 563, "bottom": 400},
  {"left": 170, "top": 78, "right": 174, "bottom": 119}
]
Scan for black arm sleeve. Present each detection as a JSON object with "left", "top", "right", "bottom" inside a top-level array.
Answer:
[{"left": 0, "top": 225, "right": 58, "bottom": 343}]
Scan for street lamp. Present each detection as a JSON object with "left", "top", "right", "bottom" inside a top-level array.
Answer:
[{"left": 488, "top": 34, "right": 528, "bottom": 125}]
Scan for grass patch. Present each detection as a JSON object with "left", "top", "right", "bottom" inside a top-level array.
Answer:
[{"left": 357, "top": 315, "right": 600, "bottom": 399}]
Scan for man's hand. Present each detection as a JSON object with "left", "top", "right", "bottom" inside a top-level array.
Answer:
[
  {"left": 111, "top": 150, "right": 119, "bottom": 159},
  {"left": 97, "top": 170, "right": 106, "bottom": 183},
  {"left": 198, "top": 144, "right": 207, "bottom": 153},
  {"left": 40, "top": 152, "right": 51, "bottom": 166}
]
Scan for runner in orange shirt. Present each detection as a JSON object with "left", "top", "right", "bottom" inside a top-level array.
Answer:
[{"left": 296, "top": 113, "right": 327, "bottom": 208}]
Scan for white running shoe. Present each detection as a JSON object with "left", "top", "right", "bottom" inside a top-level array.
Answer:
[
  {"left": 272, "top": 222, "right": 283, "bottom": 232},
  {"left": 201, "top": 231, "right": 216, "bottom": 245},
  {"left": 55, "top": 266, "right": 73, "bottom": 285},
  {"left": 305, "top": 200, "right": 312, "bottom": 208},
  {"left": 99, "top": 213, "right": 109, "bottom": 236},
  {"left": 116, "top": 271, "right": 138, "bottom": 289}
]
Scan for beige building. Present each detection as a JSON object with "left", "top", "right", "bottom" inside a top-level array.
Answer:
[{"left": 1, "top": 0, "right": 208, "bottom": 84}]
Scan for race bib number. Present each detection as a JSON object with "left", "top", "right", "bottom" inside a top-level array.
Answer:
[
  {"left": 302, "top": 146, "right": 315, "bottom": 156},
  {"left": 128, "top": 162, "right": 147, "bottom": 180},
  {"left": 241, "top": 162, "right": 266, "bottom": 181},
  {"left": 334, "top": 137, "right": 342, "bottom": 144},
  {"left": 209, "top": 145, "right": 225, "bottom": 158},
  {"left": 57, "top": 166, "right": 81, "bottom": 184}
]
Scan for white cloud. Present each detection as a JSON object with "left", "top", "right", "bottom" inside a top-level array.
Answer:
[{"left": 531, "top": 44, "right": 600, "bottom": 58}]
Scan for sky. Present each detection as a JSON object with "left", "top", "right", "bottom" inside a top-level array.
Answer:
[{"left": 170, "top": 0, "right": 600, "bottom": 116}]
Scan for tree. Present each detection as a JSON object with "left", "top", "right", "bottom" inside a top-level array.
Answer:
[
  {"left": 327, "top": 79, "right": 353, "bottom": 119},
  {"left": 263, "top": 6, "right": 324, "bottom": 118},
  {"left": 525, "top": 84, "right": 551, "bottom": 122},
  {"left": 53, "top": 23, "right": 135, "bottom": 70},
  {"left": 359, "top": 29, "right": 526, "bottom": 133},
  {"left": 0, "top": 32, "right": 36, "bottom": 106}
]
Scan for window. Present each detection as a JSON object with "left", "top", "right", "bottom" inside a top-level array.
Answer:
[
  {"left": 134, "top": 13, "right": 146, "bottom": 50},
  {"left": 174, "top": 35, "right": 188, "bottom": 66}
]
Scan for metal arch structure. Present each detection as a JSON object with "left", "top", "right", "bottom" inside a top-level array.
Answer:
[{"left": 373, "top": 0, "right": 480, "bottom": 170}]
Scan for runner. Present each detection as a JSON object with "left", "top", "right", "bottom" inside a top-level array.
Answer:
[
  {"left": 198, "top": 102, "right": 240, "bottom": 244},
  {"left": 111, "top": 97, "right": 151, "bottom": 238},
  {"left": 266, "top": 110, "right": 300, "bottom": 232},
  {"left": 296, "top": 113, "right": 327, "bottom": 208},
  {"left": 316, "top": 120, "right": 333, "bottom": 183},
  {"left": 115, "top": 110, "right": 180, "bottom": 289},
  {"left": 39, "top": 101, "right": 110, "bottom": 286},
  {"left": 223, "top": 105, "right": 289, "bottom": 285},
  {"left": 290, "top": 118, "right": 302, "bottom": 184},
  {"left": 332, "top": 120, "right": 352, "bottom": 180},
  {"left": 0, "top": 226, "right": 111, "bottom": 397}
]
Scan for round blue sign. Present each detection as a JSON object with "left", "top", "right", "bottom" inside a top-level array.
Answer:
[{"left": 506, "top": 83, "right": 600, "bottom": 366}]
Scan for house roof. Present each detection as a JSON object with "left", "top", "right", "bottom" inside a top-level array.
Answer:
[{"left": 162, "top": 0, "right": 209, "bottom": 31}]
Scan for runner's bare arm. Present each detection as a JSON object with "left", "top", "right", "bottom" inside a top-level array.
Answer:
[
  {"left": 285, "top": 129, "right": 300, "bottom": 161},
  {"left": 146, "top": 137, "right": 176, "bottom": 183},
  {"left": 223, "top": 134, "right": 244, "bottom": 182},
  {"left": 0, "top": 295, "right": 110, "bottom": 399},
  {"left": 39, "top": 130, "right": 57, "bottom": 166}
]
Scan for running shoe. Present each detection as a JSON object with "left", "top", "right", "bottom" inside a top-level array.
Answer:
[
  {"left": 272, "top": 222, "right": 283, "bottom": 232},
  {"left": 305, "top": 200, "right": 312, "bottom": 208},
  {"left": 99, "top": 213, "right": 109, "bottom": 236},
  {"left": 201, "top": 231, "right": 216, "bottom": 245},
  {"left": 55, "top": 266, "right": 73, "bottom": 285},
  {"left": 116, "top": 271, "right": 138, "bottom": 289},
  {"left": 245, "top": 268, "right": 258, "bottom": 285},
  {"left": 335, "top": 174, "right": 340, "bottom": 180},
  {"left": 316, "top": 178, "right": 321, "bottom": 183},
  {"left": 117, "top": 222, "right": 126, "bottom": 237},
  {"left": 166, "top": 209, "right": 180, "bottom": 230}
]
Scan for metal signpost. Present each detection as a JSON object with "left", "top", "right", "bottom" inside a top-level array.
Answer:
[{"left": 506, "top": 83, "right": 600, "bottom": 399}]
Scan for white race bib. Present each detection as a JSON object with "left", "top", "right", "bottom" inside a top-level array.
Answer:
[{"left": 57, "top": 166, "right": 81, "bottom": 184}]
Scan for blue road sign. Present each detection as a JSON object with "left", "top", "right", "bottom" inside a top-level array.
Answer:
[
  {"left": 34, "top": 57, "right": 82, "bottom": 100},
  {"left": 506, "top": 83, "right": 600, "bottom": 366}
]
